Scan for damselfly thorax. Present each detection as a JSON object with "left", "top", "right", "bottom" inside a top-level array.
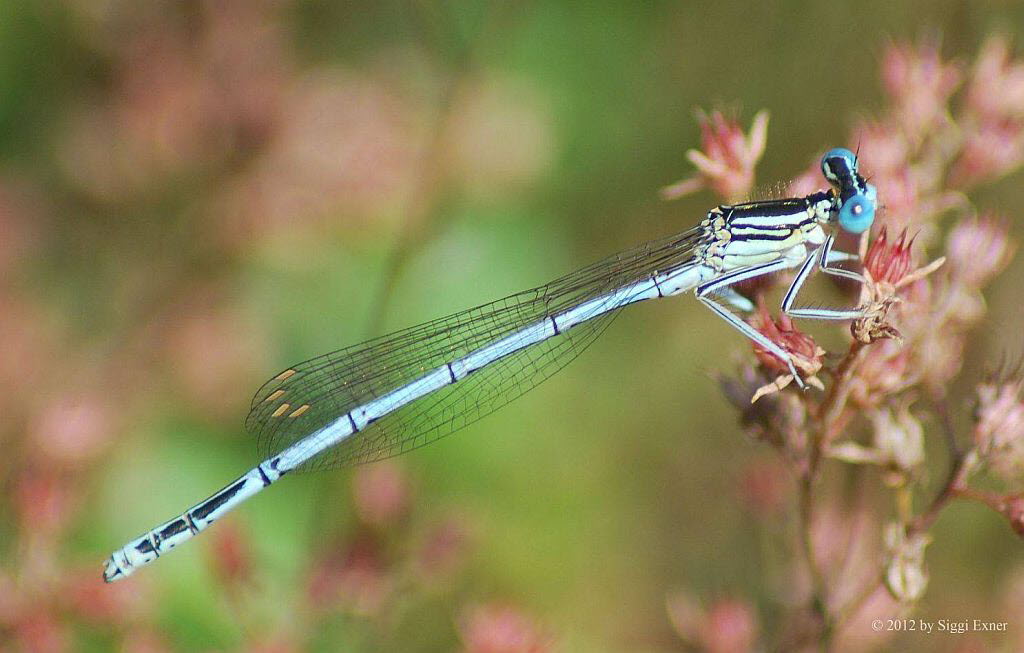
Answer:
[{"left": 694, "top": 192, "right": 835, "bottom": 274}]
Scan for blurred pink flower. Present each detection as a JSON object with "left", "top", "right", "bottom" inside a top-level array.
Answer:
[
  {"left": 28, "top": 391, "right": 116, "bottom": 469},
  {"left": 14, "top": 472, "right": 75, "bottom": 537},
  {"left": 805, "top": 504, "right": 881, "bottom": 604},
  {"left": 849, "top": 340, "right": 912, "bottom": 407},
  {"left": 999, "top": 494, "right": 1024, "bottom": 538},
  {"left": 949, "top": 120, "right": 1024, "bottom": 189},
  {"left": 198, "top": 0, "right": 291, "bottom": 140},
  {"left": 217, "top": 70, "right": 424, "bottom": 247},
  {"left": 207, "top": 519, "right": 254, "bottom": 589},
  {"left": 352, "top": 461, "right": 411, "bottom": 529},
  {"left": 851, "top": 120, "right": 910, "bottom": 178},
  {"left": 306, "top": 534, "right": 392, "bottom": 616},
  {"left": 667, "top": 593, "right": 759, "bottom": 653},
  {"left": 59, "top": 31, "right": 230, "bottom": 201},
  {"left": 832, "top": 585, "right": 900, "bottom": 653},
  {"left": 881, "top": 40, "right": 962, "bottom": 139},
  {"left": 736, "top": 458, "right": 789, "bottom": 516},
  {"left": 62, "top": 566, "right": 151, "bottom": 626},
  {"left": 946, "top": 214, "right": 1015, "bottom": 287},
  {"left": 118, "top": 28, "right": 234, "bottom": 170},
  {"left": 416, "top": 515, "right": 471, "bottom": 581},
  {"left": 59, "top": 0, "right": 292, "bottom": 203},
  {"left": 163, "top": 292, "right": 270, "bottom": 420},
  {"left": 965, "top": 35, "right": 1024, "bottom": 123},
  {"left": 11, "top": 613, "right": 69, "bottom": 653},
  {"left": 662, "top": 109, "right": 769, "bottom": 202},
  {"left": 457, "top": 603, "right": 551, "bottom": 653},
  {"left": 974, "top": 380, "right": 1024, "bottom": 484},
  {"left": 0, "top": 295, "right": 60, "bottom": 411},
  {"left": 699, "top": 599, "right": 759, "bottom": 653}
]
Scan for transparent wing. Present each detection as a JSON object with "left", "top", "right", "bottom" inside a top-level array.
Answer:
[{"left": 245, "top": 227, "right": 704, "bottom": 471}]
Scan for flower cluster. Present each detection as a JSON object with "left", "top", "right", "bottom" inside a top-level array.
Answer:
[{"left": 672, "top": 36, "right": 1024, "bottom": 651}]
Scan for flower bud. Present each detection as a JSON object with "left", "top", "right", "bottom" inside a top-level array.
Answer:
[{"left": 864, "top": 226, "right": 915, "bottom": 285}]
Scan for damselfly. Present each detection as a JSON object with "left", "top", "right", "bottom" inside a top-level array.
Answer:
[{"left": 103, "top": 148, "right": 877, "bottom": 582}]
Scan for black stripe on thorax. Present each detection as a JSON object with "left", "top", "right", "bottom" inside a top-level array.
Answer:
[
  {"left": 727, "top": 206, "right": 816, "bottom": 231},
  {"left": 724, "top": 197, "right": 808, "bottom": 218},
  {"left": 730, "top": 230, "right": 802, "bottom": 242}
]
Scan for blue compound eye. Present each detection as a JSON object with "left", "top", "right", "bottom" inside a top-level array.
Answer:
[
  {"left": 838, "top": 193, "right": 876, "bottom": 233},
  {"left": 821, "top": 147, "right": 858, "bottom": 185}
]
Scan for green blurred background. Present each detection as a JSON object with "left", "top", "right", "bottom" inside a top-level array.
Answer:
[{"left": 2, "top": 1, "right": 1023, "bottom": 651}]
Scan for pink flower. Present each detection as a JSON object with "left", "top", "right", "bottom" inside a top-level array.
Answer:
[
  {"left": 416, "top": 516, "right": 471, "bottom": 580},
  {"left": 851, "top": 120, "right": 911, "bottom": 177},
  {"left": 662, "top": 109, "right": 769, "bottom": 202},
  {"left": 736, "top": 459, "right": 789, "bottom": 516},
  {"left": 352, "top": 461, "right": 410, "bottom": 529},
  {"left": 949, "top": 120, "right": 1024, "bottom": 189},
  {"left": 864, "top": 226, "right": 915, "bottom": 285},
  {"left": 749, "top": 303, "right": 823, "bottom": 378},
  {"left": 0, "top": 295, "right": 59, "bottom": 411},
  {"left": 946, "top": 214, "right": 1016, "bottom": 286},
  {"left": 163, "top": 291, "right": 270, "bottom": 420},
  {"left": 1000, "top": 495, "right": 1024, "bottom": 538},
  {"left": 207, "top": 519, "right": 254, "bottom": 589},
  {"left": 14, "top": 473, "right": 74, "bottom": 537},
  {"left": 28, "top": 391, "right": 116, "bottom": 469},
  {"left": 881, "top": 40, "right": 962, "bottom": 139},
  {"left": 974, "top": 380, "right": 1024, "bottom": 483},
  {"left": 850, "top": 340, "right": 913, "bottom": 407},
  {"left": 305, "top": 534, "right": 392, "bottom": 616},
  {"left": 62, "top": 566, "right": 150, "bottom": 625},
  {"left": 667, "top": 593, "right": 759, "bottom": 653},
  {"left": 12, "top": 613, "right": 69, "bottom": 653},
  {"left": 216, "top": 70, "right": 423, "bottom": 247},
  {"left": 699, "top": 599, "right": 759, "bottom": 653},
  {"left": 457, "top": 604, "right": 551, "bottom": 653},
  {"left": 965, "top": 35, "right": 1024, "bottom": 123}
]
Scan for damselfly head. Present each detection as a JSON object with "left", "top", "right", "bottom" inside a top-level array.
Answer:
[
  {"left": 820, "top": 147, "right": 859, "bottom": 187},
  {"left": 820, "top": 147, "right": 877, "bottom": 234}
]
